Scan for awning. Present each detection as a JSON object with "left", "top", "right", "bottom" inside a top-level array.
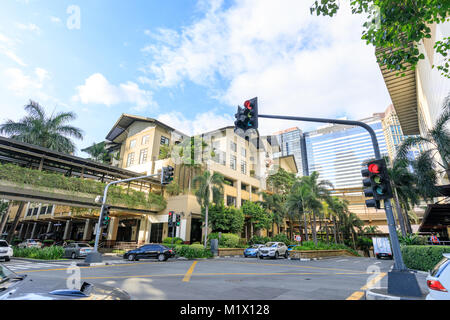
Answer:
[{"left": 418, "top": 204, "right": 450, "bottom": 232}]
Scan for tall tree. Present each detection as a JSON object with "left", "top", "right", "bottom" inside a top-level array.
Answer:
[
  {"left": 193, "top": 171, "right": 224, "bottom": 248},
  {"left": 241, "top": 201, "right": 273, "bottom": 237},
  {"left": 0, "top": 100, "right": 84, "bottom": 153},
  {"left": 82, "top": 141, "right": 111, "bottom": 163},
  {"left": 311, "top": 1, "right": 450, "bottom": 78}
]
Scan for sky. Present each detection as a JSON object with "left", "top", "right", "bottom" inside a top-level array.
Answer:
[{"left": 0, "top": 0, "right": 392, "bottom": 157}]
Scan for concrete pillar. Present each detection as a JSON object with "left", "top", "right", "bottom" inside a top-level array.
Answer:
[
  {"left": 30, "top": 223, "right": 37, "bottom": 239},
  {"left": 63, "top": 220, "right": 72, "bottom": 240},
  {"left": 107, "top": 217, "right": 118, "bottom": 241},
  {"left": 45, "top": 222, "right": 52, "bottom": 239},
  {"left": 36, "top": 203, "right": 43, "bottom": 220},
  {"left": 0, "top": 203, "right": 10, "bottom": 234},
  {"left": 18, "top": 224, "right": 24, "bottom": 239},
  {"left": 83, "top": 219, "right": 92, "bottom": 241},
  {"left": 236, "top": 180, "right": 242, "bottom": 208},
  {"left": 25, "top": 224, "right": 31, "bottom": 239}
]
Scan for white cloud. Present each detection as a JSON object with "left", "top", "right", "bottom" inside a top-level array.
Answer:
[
  {"left": 73, "top": 73, "right": 158, "bottom": 111},
  {"left": 16, "top": 22, "right": 41, "bottom": 35},
  {"left": 157, "top": 110, "right": 234, "bottom": 136},
  {"left": 50, "top": 16, "right": 62, "bottom": 24},
  {"left": 0, "top": 32, "right": 26, "bottom": 66},
  {"left": 3, "top": 67, "right": 49, "bottom": 95},
  {"left": 143, "top": 0, "right": 392, "bottom": 134}
]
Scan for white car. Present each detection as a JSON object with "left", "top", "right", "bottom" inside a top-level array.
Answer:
[
  {"left": 426, "top": 253, "right": 450, "bottom": 300},
  {"left": 258, "top": 242, "right": 289, "bottom": 259},
  {"left": 0, "top": 240, "right": 13, "bottom": 262},
  {"left": 17, "top": 239, "right": 42, "bottom": 249}
]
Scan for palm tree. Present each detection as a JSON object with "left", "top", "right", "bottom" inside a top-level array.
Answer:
[
  {"left": 0, "top": 100, "right": 84, "bottom": 153},
  {"left": 327, "top": 196, "right": 344, "bottom": 244},
  {"left": 285, "top": 183, "right": 309, "bottom": 241},
  {"left": 193, "top": 170, "right": 224, "bottom": 248},
  {"left": 82, "top": 141, "right": 111, "bottom": 163},
  {"left": 259, "top": 192, "right": 287, "bottom": 236},
  {"left": 396, "top": 100, "right": 450, "bottom": 181}
]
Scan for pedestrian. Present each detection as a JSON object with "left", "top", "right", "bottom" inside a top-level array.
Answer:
[{"left": 431, "top": 234, "right": 440, "bottom": 245}]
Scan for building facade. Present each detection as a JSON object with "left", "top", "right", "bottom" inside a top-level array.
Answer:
[{"left": 273, "top": 127, "right": 308, "bottom": 176}]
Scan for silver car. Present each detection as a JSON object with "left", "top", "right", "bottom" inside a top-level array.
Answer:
[
  {"left": 64, "top": 243, "right": 94, "bottom": 259},
  {"left": 258, "top": 242, "right": 289, "bottom": 259},
  {"left": 17, "top": 239, "right": 42, "bottom": 249},
  {"left": 426, "top": 253, "right": 450, "bottom": 300}
]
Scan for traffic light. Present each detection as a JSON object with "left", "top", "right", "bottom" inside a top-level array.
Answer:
[
  {"left": 175, "top": 214, "right": 181, "bottom": 227},
  {"left": 234, "top": 97, "right": 258, "bottom": 132},
  {"left": 168, "top": 211, "right": 174, "bottom": 227},
  {"left": 100, "top": 205, "right": 111, "bottom": 228},
  {"left": 361, "top": 159, "right": 393, "bottom": 209},
  {"left": 161, "top": 166, "right": 174, "bottom": 185}
]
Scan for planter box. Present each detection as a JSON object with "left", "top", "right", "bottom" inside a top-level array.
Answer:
[
  {"left": 217, "top": 248, "right": 245, "bottom": 256},
  {"left": 288, "top": 249, "right": 357, "bottom": 259}
]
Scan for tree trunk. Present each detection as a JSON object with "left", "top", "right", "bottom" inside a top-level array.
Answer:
[
  {"left": 393, "top": 188, "right": 407, "bottom": 236},
  {"left": 6, "top": 202, "right": 25, "bottom": 243},
  {"left": 332, "top": 216, "right": 338, "bottom": 244},
  {"left": 403, "top": 204, "right": 413, "bottom": 234},
  {"left": 325, "top": 220, "right": 329, "bottom": 244},
  {"left": 303, "top": 213, "right": 309, "bottom": 241},
  {"left": 312, "top": 212, "right": 317, "bottom": 245},
  {"left": 204, "top": 204, "right": 209, "bottom": 248}
]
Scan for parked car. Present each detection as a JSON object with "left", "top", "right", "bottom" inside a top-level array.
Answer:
[
  {"left": 0, "top": 240, "right": 13, "bottom": 262},
  {"left": 123, "top": 244, "right": 174, "bottom": 262},
  {"left": 372, "top": 237, "right": 393, "bottom": 260},
  {"left": 0, "top": 263, "right": 130, "bottom": 300},
  {"left": 244, "top": 244, "right": 264, "bottom": 258},
  {"left": 426, "top": 253, "right": 450, "bottom": 300},
  {"left": 64, "top": 243, "right": 94, "bottom": 259},
  {"left": 17, "top": 239, "right": 42, "bottom": 249},
  {"left": 258, "top": 242, "right": 288, "bottom": 259}
]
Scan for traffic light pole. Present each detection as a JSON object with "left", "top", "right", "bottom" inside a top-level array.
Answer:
[
  {"left": 257, "top": 114, "right": 422, "bottom": 297},
  {"left": 84, "top": 173, "right": 161, "bottom": 264}
]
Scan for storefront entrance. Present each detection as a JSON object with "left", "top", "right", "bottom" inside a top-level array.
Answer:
[
  {"left": 190, "top": 218, "right": 202, "bottom": 243},
  {"left": 150, "top": 223, "right": 164, "bottom": 243},
  {"left": 116, "top": 219, "right": 139, "bottom": 242}
]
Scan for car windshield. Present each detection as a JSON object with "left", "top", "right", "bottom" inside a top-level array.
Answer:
[
  {"left": 431, "top": 257, "right": 450, "bottom": 277},
  {"left": 160, "top": 245, "right": 169, "bottom": 250},
  {"left": 251, "top": 245, "right": 261, "bottom": 249},
  {"left": 0, "top": 264, "right": 17, "bottom": 284},
  {"left": 28, "top": 240, "right": 37, "bottom": 243},
  {"left": 78, "top": 244, "right": 90, "bottom": 248},
  {"left": 265, "top": 242, "right": 277, "bottom": 247},
  {"left": 0, "top": 241, "right": 8, "bottom": 247}
]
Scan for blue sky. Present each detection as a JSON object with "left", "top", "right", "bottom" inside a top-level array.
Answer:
[{"left": 0, "top": 0, "right": 392, "bottom": 157}]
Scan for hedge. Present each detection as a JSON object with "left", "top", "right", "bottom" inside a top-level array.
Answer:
[
  {"left": 13, "top": 246, "right": 65, "bottom": 260},
  {"left": 163, "top": 237, "right": 184, "bottom": 245},
  {"left": 401, "top": 245, "right": 450, "bottom": 272},
  {"left": 173, "top": 244, "right": 213, "bottom": 259}
]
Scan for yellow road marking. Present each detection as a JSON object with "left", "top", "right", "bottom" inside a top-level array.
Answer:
[
  {"left": 346, "top": 291, "right": 365, "bottom": 300},
  {"left": 182, "top": 261, "right": 198, "bottom": 282},
  {"left": 346, "top": 272, "right": 387, "bottom": 300}
]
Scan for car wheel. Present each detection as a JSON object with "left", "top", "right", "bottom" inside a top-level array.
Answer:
[
  {"left": 284, "top": 251, "right": 288, "bottom": 259},
  {"left": 5, "top": 257, "right": 10, "bottom": 262},
  {"left": 274, "top": 251, "right": 279, "bottom": 259},
  {"left": 128, "top": 254, "right": 135, "bottom": 261},
  {"left": 259, "top": 254, "right": 264, "bottom": 259},
  {"left": 158, "top": 253, "right": 166, "bottom": 262},
  {"left": 71, "top": 252, "right": 76, "bottom": 259}
]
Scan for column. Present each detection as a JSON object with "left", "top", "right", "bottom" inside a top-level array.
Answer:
[
  {"left": 0, "top": 203, "right": 10, "bottom": 234},
  {"left": 45, "top": 222, "right": 52, "bottom": 240},
  {"left": 63, "top": 220, "right": 72, "bottom": 240},
  {"left": 106, "top": 217, "right": 118, "bottom": 241},
  {"left": 25, "top": 224, "right": 31, "bottom": 239},
  {"left": 236, "top": 180, "right": 242, "bottom": 208},
  {"left": 18, "top": 224, "right": 24, "bottom": 240},
  {"left": 82, "top": 219, "right": 92, "bottom": 241},
  {"left": 30, "top": 223, "right": 37, "bottom": 239}
]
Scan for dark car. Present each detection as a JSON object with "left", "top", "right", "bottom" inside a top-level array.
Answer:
[
  {"left": 123, "top": 244, "right": 173, "bottom": 262},
  {"left": 0, "top": 263, "right": 130, "bottom": 300}
]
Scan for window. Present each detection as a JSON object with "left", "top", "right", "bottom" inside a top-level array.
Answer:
[
  {"left": 142, "top": 135, "right": 150, "bottom": 145},
  {"left": 241, "top": 160, "right": 247, "bottom": 174},
  {"left": 160, "top": 136, "right": 170, "bottom": 145},
  {"left": 230, "top": 155, "right": 236, "bottom": 170},
  {"left": 230, "top": 141, "right": 237, "bottom": 152},
  {"left": 129, "top": 140, "right": 136, "bottom": 149},
  {"left": 226, "top": 195, "right": 236, "bottom": 207},
  {"left": 241, "top": 147, "right": 246, "bottom": 157},
  {"left": 126, "top": 152, "right": 135, "bottom": 167},
  {"left": 139, "top": 149, "right": 148, "bottom": 164}
]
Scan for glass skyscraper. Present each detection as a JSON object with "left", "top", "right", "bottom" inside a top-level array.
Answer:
[
  {"left": 304, "top": 114, "right": 388, "bottom": 189},
  {"left": 273, "top": 127, "right": 307, "bottom": 176}
]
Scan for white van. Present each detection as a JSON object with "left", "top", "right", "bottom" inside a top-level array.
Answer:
[{"left": 372, "top": 237, "right": 393, "bottom": 259}]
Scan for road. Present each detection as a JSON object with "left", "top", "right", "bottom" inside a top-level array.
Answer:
[{"left": 1, "top": 256, "right": 429, "bottom": 300}]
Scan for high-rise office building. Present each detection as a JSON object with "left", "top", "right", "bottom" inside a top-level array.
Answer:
[
  {"left": 304, "top": 114, "right": 389, "bottom": 189},
  {"left": 273, "top": 127, "right": 308, "bottom": 176}
]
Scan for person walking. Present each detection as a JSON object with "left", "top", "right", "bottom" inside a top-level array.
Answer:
[{"left": 431, "top": 234, "right": 440, "bottom": 245}]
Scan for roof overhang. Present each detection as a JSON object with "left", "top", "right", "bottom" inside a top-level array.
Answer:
[
  {"left": 277, "top": 155, "right": 298, "bottom": 174},
  {"left": 376, "top": 47, "right": 420, "bottom": 135},
  {"left": 418, "top": 204, "right": 450, "bottom": 232}
]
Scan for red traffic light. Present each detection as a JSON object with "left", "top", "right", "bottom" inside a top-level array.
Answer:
[
  {"left": 368, "top": 163, "right": 380, "bottom": 173},
  {"left": 244, "top": 100, "right": 252, "bottom": 110}
]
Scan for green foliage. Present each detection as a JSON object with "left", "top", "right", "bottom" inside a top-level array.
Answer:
[
  {"left": 165, "top": 180, "right": 181, "bottom": 196},
  {"left": 13, "top": 246, "right": 65, "bottom": 260},
  {"left": 241, "top": 201, "right": 272, "bottom": 232},
  {"left": 173, "top": 244, "right": 213, "bottom": 259},
  {"left": 266, "top": 168, "right": 296, "bottom": 195},
  {"left": 401, "top": 245, "right": 450, "bottom": 272},
  {"left": 398, "top": 233, "right": 428, "bottom": 246},
  {"left": 248, "top": 236, "right": 271, "bottom": 246},
  {"left": 357, "top": 237, "right": 373, "bottom": 255},
  {"left": 0, "top": 163, "right": 166, "bottom": 211},
  {"left": 293, "top": 241, "right": 359, "bottom": 256},
  {"left": 202, "top": 201, "right": 244, "bottom": 234},
  {"left": 208, "top": 232, "right": 241, "bottom": 248},
  {"left": 310, "top": 0, "right": 450, "bottom": 78},
  {"left": 271, "top": 234, "right": 293, "bottom": 245},
  {"left": 163, "top": 237, "right": 184, "bottom": 245}
]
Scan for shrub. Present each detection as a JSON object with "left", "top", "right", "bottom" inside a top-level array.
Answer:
[
  {"left": 271, "top": 234, "right": 293, "bottom": 245},
  {"left": 13, "top": 246, "right": 65, "bottom": 260},
  {"left": 173, "top": 245, "right": 213, "bottom": 259},
  {"left": 208, "top": 233, "right": 240, "bottom": 248},
  {"left": 398, "top": 233, "right": 428, "bottom": 246},
  {"left": 163, "top": 237, "right": 184, "bottom": 245},
  {"left": 292, "top": 241, "right": 359, "bottom": 256},
  {"left": 401, "top": 245, "right": 450, "bottom": 272},
  {"left": 248, "top": 236, "right": 271, "bottom": 246}
]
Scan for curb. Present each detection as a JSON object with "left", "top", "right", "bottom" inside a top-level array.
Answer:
[{"left": 365, "top": 288, "right": 426, "bottom": 300}]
